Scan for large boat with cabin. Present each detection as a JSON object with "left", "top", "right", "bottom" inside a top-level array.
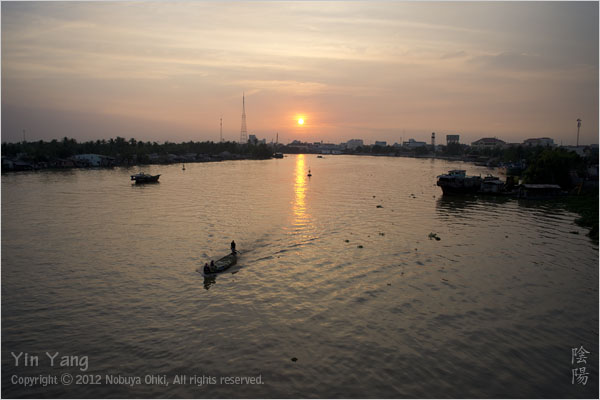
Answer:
[{"left": 436, "top": 170, "right": 483, "bottom": 195}]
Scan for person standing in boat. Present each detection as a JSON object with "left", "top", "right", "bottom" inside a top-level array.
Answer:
[
  {"left": 210, "top": 260, "right": 215, "bottom": 272},
  {"left": 230, "top": 240, "right": 237, "bottom": 254},
  {"left": 203, "top": 262, "right": 210, "bottom": 275}
]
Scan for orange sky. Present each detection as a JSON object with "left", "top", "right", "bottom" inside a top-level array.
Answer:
[{"left": 2, "top": 2, "right": 598, "bottom": 145}]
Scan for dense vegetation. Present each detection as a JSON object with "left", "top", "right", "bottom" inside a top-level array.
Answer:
[
  {"left": 522, "top": 148, "right": 586, "bottom": 188},
  {"left": 1, "top": 137, "right": 275, "bottom": 162}
]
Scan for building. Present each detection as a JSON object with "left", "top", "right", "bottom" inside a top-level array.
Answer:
[
  {"left": 523, "top": 137, "right": 554, "bottom": 147},
  {"left": 471, "top": 138, "right": 506, "bottom": 149},
  {"left": 446, "top": 135, "right": 460, "bottom": 145},
  {"left": 345, "top": 139, "right": 364, "bottom": 150},
  {"left": 374, "top": 141, "right": 387, "bottom": 147},
  {"left": 248, "top": 134, "right": 266, "bottom": 145},
  {"left": 71, "top": 154, "right": 115, "bottom": 167},
  {"left": 313, "top": 142, "right": 342, "bottom": 154},
  {"left": 402, "top": 138, "right": 427, "bottom": 148}
]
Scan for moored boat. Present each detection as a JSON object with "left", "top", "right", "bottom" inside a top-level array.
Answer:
[
  {"left": 480, "top": 175, "right": 505, "bottom": 194},
  {"left": 517, "top": 184, "right": 565, "bottom": 199},
  {"left": 131, "top": 172, "right": 160, "bottom": 183},
  {"left": 436, "top": 170, "right": 482, "bottom": 195}
]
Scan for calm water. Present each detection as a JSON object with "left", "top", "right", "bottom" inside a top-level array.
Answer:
[{"left": 2, "top": 155, "right": 598, "bottom": 398}]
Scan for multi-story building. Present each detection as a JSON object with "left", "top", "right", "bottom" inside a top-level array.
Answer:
[
  {"left": 471, "top": 138, "right": 506, "bottom": 149},
  {"left": 523, "top": 137, "right": 554, "bottom": 147},
  {"left": 345, "top": 139, "right": 364, "bottom": 150},
  {"left": 446, "top": 135, "right": 460, "bottom": 145},
  {"left": 402, "top": 138, "right": 427, "bottom": 148}
]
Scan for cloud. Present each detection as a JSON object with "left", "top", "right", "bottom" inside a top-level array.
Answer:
[{"left": 440, "top": 51, "right": 467, "bottom": 60}]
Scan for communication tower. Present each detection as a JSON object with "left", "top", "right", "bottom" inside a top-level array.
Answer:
[{"left": 240, "top": 93, "right": 248, "bottom": 143}]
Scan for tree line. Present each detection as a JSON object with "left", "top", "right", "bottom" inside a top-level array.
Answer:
[{"left": 1, "top": 137, "right": 275, "bottom": 163}]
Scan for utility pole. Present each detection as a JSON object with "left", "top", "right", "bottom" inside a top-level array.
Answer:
[
  {"left": 220, "top": 117, "right": 223, "bottom": 142},
  {"left": 576, "top": 118, "right": 582, "bottom": 147}
]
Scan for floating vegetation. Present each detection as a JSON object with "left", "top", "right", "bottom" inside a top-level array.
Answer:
[
  {"left": 357, "top": 245, "right": 364, "bottom": 248},
  {"left": 376, "top": 205, "right": 383, "bottom": 208},
  {"left": 291, "top": 357, "right": 298, "bottom": 362},
  {"left": 379, "top": 232, "right": 385, "bottom": 236},
  {"left": 428, "top": 232, "right": 441, "bottom": 241},
  {"left": 345, "top": 239, "right": 350, "bottom": 243}
]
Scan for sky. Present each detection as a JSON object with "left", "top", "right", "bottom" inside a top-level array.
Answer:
[{"left": 1, "top": 1, "right": 598, "bottom": 145}]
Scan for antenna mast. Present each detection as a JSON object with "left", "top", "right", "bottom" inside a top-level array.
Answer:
[
  {"left": 220, "top": 116, "right": 223, "bottom": 142},
  {"left": 240, "top": 93, "right": 248, "bottom": 143}
]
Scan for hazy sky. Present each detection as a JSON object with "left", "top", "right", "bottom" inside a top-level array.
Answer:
[{"left": 2, "top": 1, "right": 598, "bottom": 145}]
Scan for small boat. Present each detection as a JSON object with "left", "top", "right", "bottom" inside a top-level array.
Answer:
[
  {"left": 307, "top": 168, "right": 312, "bottom": 177},
  {"left": 201, "top": 252, "right": 238, "bottom": 276},
  {"left": 317, "top": 155, "right": 323, "bottom": 158},
  {"left": 273, "top": 153, "right": 284, "bottom": 159},
  {"left": 131, "top": 172, "right": 160, "bottom": 184}
]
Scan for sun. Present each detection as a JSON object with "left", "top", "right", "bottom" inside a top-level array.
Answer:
[{"left": 297, "top": 118, "right": 304, "bottom": 125}]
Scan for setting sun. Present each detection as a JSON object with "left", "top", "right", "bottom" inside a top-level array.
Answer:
[{"left": 298, "top": 118, "right": 304, "bottom": 125}]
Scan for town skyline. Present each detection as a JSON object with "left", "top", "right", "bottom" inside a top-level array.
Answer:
[{"left": 2, "top": 2, "right": 598, "bottom": 145}]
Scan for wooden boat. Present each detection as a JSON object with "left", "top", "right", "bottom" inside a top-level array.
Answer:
[
  {"left": 131, "top": 172, "right": 160, "bottom": 184},
  {"left": 436, "top": 169, "right": 481, "bottom": 194},
  {"left": 201, "top": 252, "right": 238, "bottom": 276}
]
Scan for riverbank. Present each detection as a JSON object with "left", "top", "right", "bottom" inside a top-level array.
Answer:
[{"left": 561, "top": 193, "right": 599, "bottom": 242}]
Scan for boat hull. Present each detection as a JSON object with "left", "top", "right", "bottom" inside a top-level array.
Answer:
[
  {"left": 437, "top": 177, "right": 482, "bottom": 195},
  {"left": 201, "top": 252, "right": 238, "bottom": 277},
  {"left": 131, "top": 174, "right": 160, "bottom": 184}
]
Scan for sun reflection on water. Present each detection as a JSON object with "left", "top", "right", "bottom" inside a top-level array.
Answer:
[{"left": 292, "top": 154, "right": 311, "bottom": 234}]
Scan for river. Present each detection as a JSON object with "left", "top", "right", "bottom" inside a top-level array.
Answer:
[{"left": 2, "top": 155, "right": 598, "bottom": 398}]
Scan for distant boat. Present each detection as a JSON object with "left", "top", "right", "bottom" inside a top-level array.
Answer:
[
  {"left": 201, "top": 252, "right": 238, "bottom": 277},
  {"left": 131, "top": 172, "right": 160, "bottom": 184},
  {"left": 307, "top": 168, "right": 312, "bottom": 177},
  {"left": 317, "top": 155, "right": 323, "bottom": 158},
  {"left": 273, "top": 153, "right": 284, "bottom": 158}
]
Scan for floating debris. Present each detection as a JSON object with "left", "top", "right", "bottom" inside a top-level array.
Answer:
[
  {"left": 291, "top": 357, "right": 298, "bottom": 362},
  {"left": 357, "top": 245, "right": 364, "bottom": 248},
  {"left": 373, "top": 195, "right": 376, "bottom": 198},
  {"left": 387, "top": 283, "right": 391, "bottom": 286},
  {"left": 428, "top": 232, "right": 441, "bottom": 241},
  {"left": 376, "top": 205, "right": 383, "bottom": 208},
  {"left": 379, "top": 232, "right": 385, "bottom": 236},
  {"left": 344, "top": 239, "right": 350, "bottom": 243},
  {"left": 569, "top": 231, "right": 579, "bottom": 235}
]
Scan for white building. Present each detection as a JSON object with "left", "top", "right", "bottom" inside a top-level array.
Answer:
[
  {"left": 523, "top": 137, "right": 554, "bottom": 147},
  {"left": 402, "top": 138, "right": 427, "bottom": 148},
  {"left": 72, "top": 154, "right": 114, "bottom": 167},
  {"left": 345, "top": 139, "right": 364, "bottom": 149}
]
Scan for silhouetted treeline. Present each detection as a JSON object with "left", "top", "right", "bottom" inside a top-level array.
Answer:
[{"left": 1, "top": 136, "right": 274, "bottom": 163}]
